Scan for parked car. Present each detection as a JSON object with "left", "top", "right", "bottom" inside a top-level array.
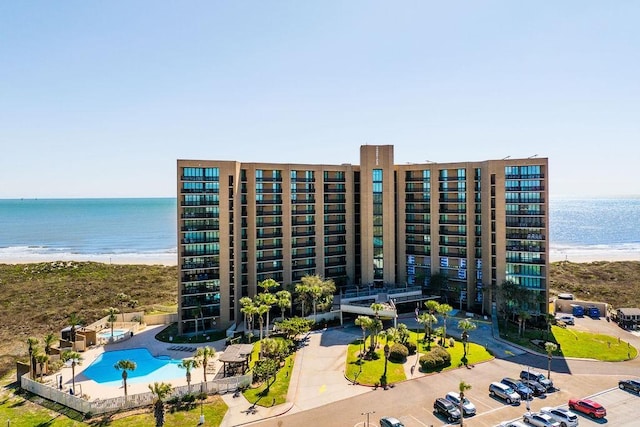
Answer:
[
  {"left": 445, "top": 391, "right": 477, "bottom": 416},
  {"left": 380, "top": 416, "right": 405, "bottom": 427},
  {"left": 433, "top": 397, "right": 461, "bottom": 423},
  {"left": 496, "top": 422, "right": 528, "bottom": 427},
  {"left": 555, "top": 314, "right": 575, "bottom": 325},
  {"left": 501, "top": 377, "right": 534, "bottom": 399},
  {"left": 489, "top": 382, "right": 521, "bottom": 404},
  {"left": 568, "top": 398, "right": 606, "bottom": 419},
  {"left": 540, "top": 406, "right": 579, "bottom": 427},
  {"left": 520, "top": 369, "right": 554, "bottom": 391},
  {"left": 523, "top": 411, "right": 561, "bottom": 427},
  {"left": 618, "top": 379, "right": 640, "bottom": 394},
  {"left": 521, "top": 379, "right": 547, "bottom": 396}
]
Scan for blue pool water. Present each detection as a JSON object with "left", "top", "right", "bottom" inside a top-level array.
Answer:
[
  {"left": 83, "top": 348, "right": 184, "bottom": 385},
  {"left": 97, "top": 329, "right": 129, "bottom": 339}
]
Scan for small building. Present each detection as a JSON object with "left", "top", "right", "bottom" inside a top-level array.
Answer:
[
  {"left": 616, "top": 308, "right": 640, "bottom": 329},
  {"left": 219, "top": 344, "right": 254, "bottom": 377}
]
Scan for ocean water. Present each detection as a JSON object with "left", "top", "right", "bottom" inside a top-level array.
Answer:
[
  {"left": 0, "top": 198, "right": 177, "bottom": 264},
  {"left": 0, "top": 197, "right": 638, "bottom": 264}
]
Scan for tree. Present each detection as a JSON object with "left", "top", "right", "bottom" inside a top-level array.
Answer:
[
  {"left": 545, "top": 342, "right": 558, "bottom": 380},
  {"left": 43, "top": 332, "right": 56, "bottom": 356},
  {"left": 294, "top": 283, "right": 312, "bottom": 317},
  {"left": 35, "top": 353, "right": 49, "bottom": 382},
  {"left": 425, "top": 299, "right": 440, "bottom": 315},
  {"left": 274, "top": 317, "right": 313, "bottom": 341},
  {"left": 61, "top": 350, "right": 83, "bottom": 395},
  {"left": 116, "top": 292, "right": 131, "bottom": 323},
  {"left": 518, "top": 310, "right": 531, "bottom": 337},
  {"left": 355, "top": 316, "right": 372, "bottom": 358},
  {"left": 26, "top": 336, "right": 39, "bottom": 380},
  {"left": 149, "top": 381, "right": 173, "bottom": 427},
  {"left": 195, "top": 346, "right": 216, "bottom": 383},
  {"left": 260, "top": 337, "right": 289, "bottom": 362},
  {"left": 67, "top": 312, "right": 83, "bottom": 349},
  {"left": 437, "top": 303, "right": 453, "bottom": 347},
  {"left": 458, "top": 381, "right": 472, "bottom": 427},
  {"left": 258, "top": 278, "right": 280, "bottom": 294},
  {"left": 255, "top": 303, "right": 270, "bottom": 346},
  {"left": 240, "top": 297, "right": 257, "bottom": 341},
  {"left": 275, "top": 290, "right": 292, "bottom": 321},
  {"left": 379, "top": 327, "right": 398, "bottom": 382},
  {"left": 256, "top": 292, "right": 277, "bottom": 337},
  {"left": 417, "top": 312, "right": 438, "bottom": 350},
  {"left": 370, "top": 302, "right": 386, "bottom": 351},
  {"left": 105, "top": 306, "right": 120, "bottom": 338},
  {"left": 428, "top": 272, "right": 448, "bottom": 298},
  {"left": 396, "top": 323, "right": 410, "bottom": 345},
  {"left": 178, "top": 358, "right": 200, "bottom": 393},
  {"left": 458, "top": 319, "right": 477, "bottom": 363},
  {"left": 114, "top": 359, "right": 137, "bottom": 398}
]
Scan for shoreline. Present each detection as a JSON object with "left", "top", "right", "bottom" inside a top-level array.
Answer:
[{"left": 1, "top": 250, "right": 640, "bottom": 266}]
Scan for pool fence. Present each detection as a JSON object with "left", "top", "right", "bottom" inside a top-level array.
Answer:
[{"left": 20, "top": 372, "right": 252, "bottom": 415}]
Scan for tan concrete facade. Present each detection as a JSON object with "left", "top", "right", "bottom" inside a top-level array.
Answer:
[{"left": 177, "top": 146, "right": 549, "bottom": 334}]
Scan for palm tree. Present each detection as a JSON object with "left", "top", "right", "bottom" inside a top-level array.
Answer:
[
  {"left": 26, "top": 336, "right": 39, "bottom": 380},
  {"left": 43, "top": 332, "right": 56, "bottom": 356},
  {"left": 255, "top": 303, "right": 269, "bottom": 345},
  {"left": 545, "top": 342, "right": 558, "bottom": 380},
  {"left": 149, "top": 381, "right": 173, "bottom": 427},
  {"left": 178, "top": 358, "right": 200, "bottom": 392},
  {"left": 257, "top": 292, "right": 277, "bottom": 337},
  {"left": 417, "top": 312, "right": 438, "bottom": 350},
  {"left": 105, "top": 306, "right": 120, "bottom": 338},
  {"left": 35, "top": 353, "right": 49, "bottom": 382},
  {"left": 425, "top": 299, "right": 440, "bottom": 315},
  {"left": 68, "top": 312, "right": 83, "bottom": 349},
  {"left": 458, "top": 381, "right": 472, "bottom": 427},
  {"left": 370, "top": 302, "right": 386, "bottom": 350},
  {"left": 379, "top": 327, "right": 398, "bottom": 381},
  {"left": 518, "top": 310, "right": 531, "bottom": 337},
  {"left": 458, "top": 319, "right": 477, "bottom": 362},
  {"left": 355, "top": 315, "right": 371, "bottom": 358},
  {"left": 195, "top": 346, "right": 216, "bottom": 384},
  {"left": 309, "top": 284, "right": 323, "bottom": 322},
  {"left": 275, "top": 290, "right": 292, "bottom": 321},
  {"left": 437, "top": 303, "right": 453, "bottom": 347},
  {"left": 61, "top": 350, "right": 83, "bottom": 395},
  {"left": 240, "top": 297, "right": 257, "bottom": 337},
  {"left": 258, "top": 278, "right": 280, "bottom": 294},
  {"left": 294, "top": 283, "right": 312, "bottom": 317},
  {"left": 114, "top": 359, "right": 137, "bottom": 398}
]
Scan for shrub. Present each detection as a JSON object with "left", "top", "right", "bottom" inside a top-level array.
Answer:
[
  {"left": 404, "top": 341, "right": 417, "bottom": 355},
  {"left": 419, "top": 346, "right": 451, "bottom": 370},
  {"left": 388, "top": 343, "right": 409, "bottom": 362}
]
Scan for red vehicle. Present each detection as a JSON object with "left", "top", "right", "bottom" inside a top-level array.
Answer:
[{"left": 568, "top": 398, "right": 607, "bottom": 419}]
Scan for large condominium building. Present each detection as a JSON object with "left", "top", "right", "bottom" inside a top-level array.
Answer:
[{"left": 177, "top": 145, "right": 548, "bottom": 334}]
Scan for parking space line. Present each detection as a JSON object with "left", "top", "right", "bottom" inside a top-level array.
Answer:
[{"left": 408, "top": 414, "right": 430, "bottom": 426}]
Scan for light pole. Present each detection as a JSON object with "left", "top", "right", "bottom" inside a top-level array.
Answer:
[{"left": 362, "top": 410, "right": 375, "bottom": 427}]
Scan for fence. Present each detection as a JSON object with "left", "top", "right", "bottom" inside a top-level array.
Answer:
[{"left": 20, "top": 372, "right": 252, "bottom": 415}]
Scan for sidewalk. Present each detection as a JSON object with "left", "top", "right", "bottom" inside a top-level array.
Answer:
[
  {"left": 219, "top": 314, "right": 528, "bottom": 426},
  {"left": 219, "top": 327, "right": 371, "bottom": 427}
]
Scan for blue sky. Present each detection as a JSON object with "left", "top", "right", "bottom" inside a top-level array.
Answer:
[{"left": 1, "top": 1, "right": 638, "bottom": 199}]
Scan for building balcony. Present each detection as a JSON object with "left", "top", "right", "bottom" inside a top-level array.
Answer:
[
  {"left": 181, "top": 273, "right": 218, "bottom": 283},
  {"left": 181, "top": 295, "right": 220, "bottom": 308},
  {"left": 180, "top": 188, "right": 220, "bottom": 194},
  {"left": 181, "top": 238, "right": 220, "bottom": 244},
  {"left": 324, "top": 206, "right": 346, "bottom": 214},
  {"left": 506, "top": 256, "right": 546, "bottom": 264},
  {"left": 439, "top": 219, "right": 466, "bottom": 225},
  {"left": 323, "top": 176, "right": 346, "bottom": 183},
  {"left": 405, "top": 195, "right": 430, "bottom": 202},
  {"left": 181, "top": 283, "right": 220, "bottom": 295},
  {"left": 256, "top": 231, "right": 283, "bottom": 239},
  {"left": 292, "top": 262, "right": 316, "bottom": 270},
  {"left": 438, "top": 249, "right": 467, "bottom": 257},
  {"left": 439, "top": 207, "right": 467, "bottom": 214},
  {"left": 182, "top": 249, "right": 220, "bottom": 257},
  {"left": 325, "top": 257, "right": 346, "bottom": 267},
  {"left": 181, "top": 211, "right": 219, "bottom": 219},
  {"left": 506, "top": 244, "right": 545, "bottom": 252},
  {"left": 506, "top": 219, "right": 545, "bottom": 228},
  {"left": 292, "top": 252, "right": 315, "bottom": 259},
  {"left": 406, "top": 246, "right": 430, "bottom": 256},
  {"left": 325, "top": 237, "right": 347, "bottom": 246},
  {"left": 324, "top": 187, "right": 346, "bottom": 193},
  {"left": 181, "top": 200, "right": 219, "bottom": 207},
  {"left": 405, "top": 217, "right": 430, "bottom": 225},
  {"left": 256, "top": 242, "right": 283, "bottom": 250},
  {"left": 291, "top": 239, "right": 315, "bottom": 248},
  {"left": 505, "top": 186, "right": 545, "bottom": 192},
  {"left": 292, "top": 198, "right": 315, "bottom": 204},
  {"left": 256, "top": 198, "right": 283, "bottom": 205},
  {"left": 439, "top": 196, "right": 466, "bottom": 203},
  {"left": 292, "top": 208, "right": 315, "bottom": 215},
  {"left": 324, "top": 196, "right": 346, "bottom": 203},
  {"left": 324, "top": 228, "right": 346, "bottom": 236},
  {"left": 256, "top": 220, "right": 283, "bottom": 227},
  {"left": 292, "top": 219, "right": 316, "bottom": 226},
  {"left": 292, "top": 229, "right": 315, "bottom": 237},
  {"left": 258, "top": 264, "right": 284, "bottom": 273},
  {"left": 324, "top": 217, "right": 346, "bottom": 225},
  {"left": 181, "top": 224, "right": 220, "bottom": 232},
  {"left": 439, "top": 239, "right": 467, "bottom": 247},
  {"left": 405, "top": 206, "right": 430, "bottom": 214},
  {"left": 439, "top": 229, "right": 467, "bottom": 236},
  {"left": 181, "top": 176, "right": 219, "bottom": 182},
  {"left": 506, "top": 232, "right": 545, "bottom": 240}
]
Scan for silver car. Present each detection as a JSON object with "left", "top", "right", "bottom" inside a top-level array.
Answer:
[
  {"left": 540, "top": 406, "right": 579, "bottom": 427},
  {"left": 523, "top": 412, "right": 561, "bottom": 427},
  {"left": 445, "top": 391, "right": 477, "bottom": 416}
]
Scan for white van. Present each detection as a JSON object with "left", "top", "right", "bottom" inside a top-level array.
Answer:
[{"left": 489, "top": 382, "right": 521, "bottom": 404}]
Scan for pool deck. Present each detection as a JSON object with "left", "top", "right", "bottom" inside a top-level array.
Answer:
[{"left": 55, "top": 324, "right": 227, "bottom": 400}]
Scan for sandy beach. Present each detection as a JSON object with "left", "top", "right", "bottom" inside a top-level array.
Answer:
[{"left": 2, "top": 248, "right": 640, "bottom": 266}]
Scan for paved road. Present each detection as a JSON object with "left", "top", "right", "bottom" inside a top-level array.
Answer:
[{"left": 220, "top": 313, "right": 640, "bottom": 427}]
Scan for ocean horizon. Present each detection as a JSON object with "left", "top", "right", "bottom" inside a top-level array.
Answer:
[{"left": 0, "top": 197, "right": 639, "bottom": 265}]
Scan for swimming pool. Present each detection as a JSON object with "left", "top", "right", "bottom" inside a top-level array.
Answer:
[
  {"left": 97, "top": 328, "right": 129, "bottom": 339},
  {"left": 83, "top": 348, "right": 185, "bottom": 385}
]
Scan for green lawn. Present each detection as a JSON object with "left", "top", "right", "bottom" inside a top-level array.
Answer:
[
  {"left": 0, "top": 381, "right": 228, "bottom": 427},
  {"left": 500, "top": 323, "right": 638, "bottom": 361},
  {"left": 345, "top": 332, "right": 493, "bottom": 385},
  {"left": 242, "top": 339, "right": 295, "bottom": 407}
]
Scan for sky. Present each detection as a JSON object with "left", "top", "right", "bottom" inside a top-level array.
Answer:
[{"left": 1, "top": 1, "right": 639, "bottom": 199}]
